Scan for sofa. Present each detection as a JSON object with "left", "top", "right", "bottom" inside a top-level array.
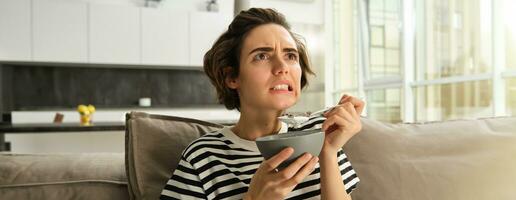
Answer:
[{"left": 1, "top": 111, "right": 515, "bottom": 200}]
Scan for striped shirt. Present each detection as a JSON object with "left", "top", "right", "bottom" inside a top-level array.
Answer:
[{"left": 160, "top": 117, "right": 359, "bottom": 199}]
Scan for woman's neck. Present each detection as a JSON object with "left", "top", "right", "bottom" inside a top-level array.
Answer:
[{"left": 231, "top": 108, "right": 283, "bottom": 141}]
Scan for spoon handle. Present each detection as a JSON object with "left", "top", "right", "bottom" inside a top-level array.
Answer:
[{"left": 309, "top": 106, "right": 337, "bottom": 118}]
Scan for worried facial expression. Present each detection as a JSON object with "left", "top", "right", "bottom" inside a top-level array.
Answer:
[{"left": 226, "top": 24, "right": 303, "bottom": 112}]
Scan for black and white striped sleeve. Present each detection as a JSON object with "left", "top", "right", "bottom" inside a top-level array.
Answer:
[
  {"left": 337, "top": 150, "right": 360, "bottom": 194},
  {"left": 288, "top": 116, "right": 326, "bottom": 131},
  {"left": 160, "top": 156, "right": 206, "bottom": 200}
]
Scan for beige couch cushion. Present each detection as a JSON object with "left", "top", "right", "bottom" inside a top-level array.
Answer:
[
  {"left": 125, "top": 111, "right": 516, "bottom": 200},
  {"left": 0, "top": 153, "right": 128, "bottom": 200},
  {"left": 345, "top": 117, "right": 516, "bottom": 200},
  {"left": 125, "top": 112, "right": 223, "bottom": 200}
]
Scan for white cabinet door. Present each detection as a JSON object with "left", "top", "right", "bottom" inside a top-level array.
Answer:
[
  {"left": 32, "top": 0, "right": 88, "bottom": 62},
  {"left": 89, "top": 4, "right": 140, "bottom": 64},
  {"left": 141, "top": 8, "right": 189, "bottom": 66},
  {"left": 189, "top": 12, "right": 232, "bottom": 66},
  {"left": 0, "top": 0, "right": 31, "bottom": 61}
]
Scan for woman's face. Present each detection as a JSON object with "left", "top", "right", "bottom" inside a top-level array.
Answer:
[{"left": 227, "top": 23, "right": 302, "bottom": 112}]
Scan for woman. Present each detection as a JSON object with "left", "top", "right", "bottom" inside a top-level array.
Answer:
[{"left": 161, "top": 8, "right": 364, "bottom": 200}]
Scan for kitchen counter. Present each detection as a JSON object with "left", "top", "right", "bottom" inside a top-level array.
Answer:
[
  {"left": 0, "top": 122, "right": 125, "bottom": 152},
  {"left": 10, "top": 107, "right": 240, "bottom": 124},
  {"left": 0, "top": 122, "right": 125, "bottom": 133},
  {"left": 3, "top": 107, "right": 239, "bottom": 152},
  {"left": 15, "top": 105, "right": 228, "bottom": 111}
]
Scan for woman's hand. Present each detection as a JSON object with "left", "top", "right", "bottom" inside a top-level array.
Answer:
[
  {"left": 321, "top": 95, "right": 365, "bottom": 154},
  {"left": 338, "top": 94, "right": 365, "bottom": 115},
  {"left": 244, "top": 147, "right": 319, "bottom": 200}
]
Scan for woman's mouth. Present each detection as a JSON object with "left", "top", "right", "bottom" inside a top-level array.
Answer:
[{"left": 270, "top": 84, "right": 293, "bottom": 92}]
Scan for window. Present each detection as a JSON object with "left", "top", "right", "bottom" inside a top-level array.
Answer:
[
  {"left": 331, "top": 0, "right": 359, "bottom": 106},
  {"left": 506, "top": 78, "right": 516, "bottom": 116},
  {"left": 504, "top": 0, "right": 516, "bottom": 115},
  {"left": 368, "top": 0, "right": 401, "bottom": 79},
  {"left": 368, "top": 88, "right": 402, "bottom": 122},
  {"left": 332, "top": 0, "right": 403, "bottom": 123},
  {"left": 415, "top": 80, "right": 492, "bottom": 121},
  {"left": 505, "top": 0, "right": 516, "bottom": 70},
  {"left": 330, "top": 0, "right": 516, "bottom": 122},
  {"left": 413, "top": 0, "right": 494, "bottom": 121},
  {"left": 417, "top": 0, "right": 492, "bottom": 80}
]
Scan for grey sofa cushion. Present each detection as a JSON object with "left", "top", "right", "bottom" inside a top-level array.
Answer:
[
  {"left": 0, "top": 153, "right": 128, "bottom": 200},
  {"left": 125, "top": 112, "right": 223, "bottom": 200},
  {"left": 345, "top": 117, "right": 516, "bottom": 200}
]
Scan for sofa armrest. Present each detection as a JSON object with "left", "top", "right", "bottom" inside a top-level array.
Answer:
[{"left": 0, "top": 153, "right": 128, "bottom": 200}]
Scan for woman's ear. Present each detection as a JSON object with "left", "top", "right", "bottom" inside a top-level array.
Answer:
[{"left": 224, "top": 67, "right": 239, "bottom": 89}]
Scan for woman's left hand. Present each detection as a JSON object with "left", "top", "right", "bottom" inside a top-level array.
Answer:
[{"left": 321, "top": 95, "right": 365, "bottom": 154}]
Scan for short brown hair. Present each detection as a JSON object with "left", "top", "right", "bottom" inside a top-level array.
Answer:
[{"left": 203, "top": 8, "right": 314, "bottom": 111}]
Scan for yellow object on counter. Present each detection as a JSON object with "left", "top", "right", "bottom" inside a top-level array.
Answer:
[
  {"left": 87, "top": 104, "right": 96, "bottom": 113},
  {"left": 77, "top": 104, "right": 95, "bottom": 125},
  {"left": 77, "top": 105, "right": 89, "bottom": 115}
]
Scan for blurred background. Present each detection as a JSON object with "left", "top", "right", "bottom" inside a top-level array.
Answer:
[{"left": 0, "top": 0, "right": 514, "bottom": 153}]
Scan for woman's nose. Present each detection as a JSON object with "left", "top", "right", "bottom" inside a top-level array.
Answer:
[{"left": 272, "top": 55, "right": 289, "bottom": 75}]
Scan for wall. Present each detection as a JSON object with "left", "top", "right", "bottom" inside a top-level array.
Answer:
[
  {"left": 0, "top": 65, "right": 4, "bottom": 121},
  {"left": 0, "top": 65, "right": 13, "bottom": 119},
  {"left": 236, "top": 0, "right": 324, "bottom": 24},
  {"left": 1, "top": 65, "right": 218, "bottom": 110}
]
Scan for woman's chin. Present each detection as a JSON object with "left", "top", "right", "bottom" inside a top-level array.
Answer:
[{"left": 271, "top": 100, "right": 297, "bottom": 110}]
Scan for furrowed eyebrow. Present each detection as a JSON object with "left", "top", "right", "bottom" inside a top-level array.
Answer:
[
  {"left": 283, "top": 48, "right": 298, "bottom": 54},
  {"left": 248, "top": 47, "right": 298, "bottom": 55},
  {"left": 248, "top": 47, "right": 273, "bottom": 55}
]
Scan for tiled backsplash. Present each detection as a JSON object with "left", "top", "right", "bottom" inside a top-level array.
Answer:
[{"left": 0, "top": 64, "right": 218, "bottom": 112}]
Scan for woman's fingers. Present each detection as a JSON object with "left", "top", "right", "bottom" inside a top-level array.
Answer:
[
  {"left": 263, "top": 147, "right": 294, "bottom": 172},
  {"left": 342, "top": 102, "right": 359, "bottom": 119},
  {"left": 284, "top": 156, "right": 318, "bottom": 187},
  {"left": 325, "top": 103, "right": 358, "bottom": 121},
  {"left": 322, "top": 105, "right": 355, "bottom": 130},
  {"left": 338, "top": 94, "right": 365, "bottom": 115},
  {"left": 338, "top": 94, "right": 350, "bottom": 104},
  {"left": 274, "top": 152, "right": 313, "bottom": 181},
  {"left": 322, "top": 114, "right": 349, "bottom": 133},
  {"left": 349, "top": 98, "right": 365, "bottom": 115}
]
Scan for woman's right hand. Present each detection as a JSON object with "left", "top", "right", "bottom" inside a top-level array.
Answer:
[{"left": 244, "top": 147, "right": 319, "bottom": 200}]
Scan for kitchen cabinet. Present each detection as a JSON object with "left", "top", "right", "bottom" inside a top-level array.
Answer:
[
  {"left": 240, "top": 0, "right": 324, "bottom": 25},
  {"left": 141, "top": 8, "right": 189, "bottom": 66},
  {"left": 0, "top": 0, "right": 31, "bottom": 61},
  {"left": 89, "top": 4, "right": 140, "bottom": 64},
  {"left": 32, "top": 0, "right": 88, "bottom": 62},
  {"left": 189, "top": 12, "right": 232, "bottom": 66},
  {"left": 0, "top": 1, "right": 234, "bottom": 67}
]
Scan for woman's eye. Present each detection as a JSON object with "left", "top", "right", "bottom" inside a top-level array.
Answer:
[
  {"left": 286, "top": 53, "right": 298, "bottom": 61},
  {"left": 254, "top": 53, "right": 269, "bottom": 61}
]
